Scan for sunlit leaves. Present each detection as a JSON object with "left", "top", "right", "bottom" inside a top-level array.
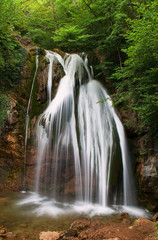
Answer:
[{"left": 114, "top": 0, "right": 158, "bottom": 137}]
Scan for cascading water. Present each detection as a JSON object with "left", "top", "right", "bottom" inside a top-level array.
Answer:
[
  {"left": 46, "top": 50, "right": 65, "bottom": 104},
  {"left": 35, "top": 51, "right": 136, "bottom": 208}
]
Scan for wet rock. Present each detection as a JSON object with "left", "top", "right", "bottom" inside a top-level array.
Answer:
[
  {"left": 141, "top": 156, "right": 158, "bottom": 205},
  {"left": 105, "top": 238, "right": 121, "bottom": 240},
  {"left": 0, "top": 227, "right": 7, "bottom": 238},
  {"left": 39, "top": 231, "right": 59, "bottom": 240},
  {"left": 37, "top": 60, "right": 48, "bottom": 104},
  {"left": 153, "top": 212, "right": 158, "bottom": 222},
  {"left": 52, "top": 60, "right": 65, "bottom": 86},
  {"left": 59, "top": 229, "right": 78, "bottom": 239},
  {"left": 116, "top": 212, "right": 129, "bottom": 220},
  {"left": 7, "top": 110, "right": 19, "bottom": 125},
  {"left": 20, "top": 223, "right": 27, "bottom": 228},
  {"left": 0, "top": 46, "right": 49, "bottom": 192},
  {"left": 134, "top": 218, "right": 153, "bottom": 225},
  {"left": 64, "top": 229, "right": 78, "bottom": 237},
  {"left": 132, "top": 217, "right": 155, "bottom": 237},
  {"left": 0, "top": 228, "right": 6, "bottom": 234},
  {"left": 59, "top": 216, "right": 158, "bottom": 240},
  {"left": 6, "top": 232, "right": 16, "bottom": 239},
  {"left": 122, "top": 218, "right": 131, "bottom": 225},
  {"left": 21, "top": 233, "right": 30, "bottom": 239},
  {"left": 70, "top": 218, "right": 91, "bottom": 232}
]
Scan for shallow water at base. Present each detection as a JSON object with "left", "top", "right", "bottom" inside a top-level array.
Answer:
[
  {"left": 0, "top": 193, "right": 77, "bottom": 240},
  {"left": 0, "top": 192, "right": 150, "bottom": 240}
]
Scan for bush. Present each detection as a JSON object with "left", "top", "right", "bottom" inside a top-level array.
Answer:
[{"left": 0, "top": 34, "right": 26, "bottom": 88}]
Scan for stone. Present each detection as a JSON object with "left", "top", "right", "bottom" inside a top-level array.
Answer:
[
  {"left": 0, "top": 227, "right": 7, "bottom": 238},
  {"left": 21, "top": 233, "right": 29, "bottom": 239},
  {"left": 63, "top": 229, "right": 78, "bottom": 237},
  {"left": 116, "top": 212, "right": 129, "bottom": 220},
  {"left": 0, "top": 228, "right": 6, "bottom": 234},
  {"left": 6, "top": 232, "right": 16, "bottom": 239},
  {"left": 70, "top": 218, "right": 91, "bottom": 231},
  {"left": 142, "top": 156, "right": 158, "bottom": 195},
  {"left": 105, "top": 238, "right": 120, "bottom": 240},
  {"left": 20, "top": 223, "right": 27, "bottom": 228},
  {"left": 153, "top": 212, "right": 158, "bottom": 222},
  {"left": 39, "top": 231, "right": 59, "bottom": 240},
  {"left": 134, "top": 218, "right": 153, "bottom": 225}
]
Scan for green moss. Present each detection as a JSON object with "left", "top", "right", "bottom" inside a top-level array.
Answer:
[
  {"left": 8, "top": 48, "right": 47, "bottom": 140},
  {"left": 53, "top": 48, "right": 66, "bottom": 58},
  {"left": 7, "top": 167, "right": 21, "bottom": 182},
  {"left": 12, "top": 49, "right": 37, "bottom": 137},
  {"left": 155, "top": 222, "right": 158, "bottom": 230},
  {"left": 43, "top": 58, "right": 50, "bottom": 65},
  {"left": 0, "top": 38, "right": 27, "bottom": 88},
  {"left": 0, "top": 93, "right": 11, "bottom": 133},
  {"left": 28, "top": 49, "right": 48, "bottom": 136},
  {"left": 27, "top": 50, "right": 37, "bottom": 72},
  {"left": 38, "top": 48, "right": 45, "bottom": 56}
]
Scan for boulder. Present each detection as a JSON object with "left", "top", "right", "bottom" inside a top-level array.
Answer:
[{"left": 39, "top": 231, "right": 59, "bottom": 240}]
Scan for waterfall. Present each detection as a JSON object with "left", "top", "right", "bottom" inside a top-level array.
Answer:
[
  {"left": 35, "top": 51, "right": 136, "bottom": 207},
  {"left": 23, "top": 50, "right": 39, "bottom": 191},
  {"left": 46, "top": 50, "right": 65, "bottom": 103}
]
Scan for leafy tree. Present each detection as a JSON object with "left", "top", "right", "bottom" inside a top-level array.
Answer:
[
  {"left": 114, "top": 0, "right": 158, "bottom": 147},
  {"left": 0, "top": 0, "right": 26, "bottom": 87},
  {"left": 50, "top": 0, "right": 135, "bottom": 73},
  {"left": 18, "top": 0, "right": 57, "bottom": 49}
]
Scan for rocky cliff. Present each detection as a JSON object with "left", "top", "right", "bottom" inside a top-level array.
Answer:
[
  {"left": 0, "top": 47, "right": 38, "bottom": 191},
  {"left": 0, "top": 46, "right": 65, "bottom": 192}
]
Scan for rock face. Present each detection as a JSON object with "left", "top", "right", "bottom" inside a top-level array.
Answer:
[
  {"left": 0, "top": 47, "right": 66, "bottom": 192},
  {"left": 0, "top": 48, "right": 46, "bottom": 191},
  {"left": 142, "top": 156, "right": 158, "bottom": 196},
  {"left": 128, "top": 127, "right": 158, "bottom": 210},
  {"left": 0, "top": 97, "right": 24, "bottom": 191},
  {"left": 139, "top": 155, "right": 158, "bottom": 210}
]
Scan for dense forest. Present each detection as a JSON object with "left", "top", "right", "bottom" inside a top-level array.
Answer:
[{"left": 0, "top": 0, "right": 158, "bottom": 152}]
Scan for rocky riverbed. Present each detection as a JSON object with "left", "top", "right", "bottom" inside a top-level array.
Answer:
[{"left": 0, "top": 213, "right": 158, "bottom": 240}]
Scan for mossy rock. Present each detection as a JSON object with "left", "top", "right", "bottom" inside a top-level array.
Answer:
[
  {"left": 53, "top": 48, "right": 66, "bottom": 58},
  {"left": 38, "top": 48, "right": 45, "bottom": 56}
]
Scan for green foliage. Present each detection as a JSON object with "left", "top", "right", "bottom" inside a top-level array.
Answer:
[
  {"left": 0, "top": 37, "right": 26, "bottom": 87},
  {"left": 113, "top": 1, "right": 158, "bottom": 147},
  {"left": 155, "top": 221, "right": 158, "bottom": 230},
  {"left": 51, "top": 0, "right": 131, "bottom": 55},
  {"left": 16, "top": 0, "right": 57, "bottom": 49},
  {"left": 0, "top": 94, "right": 10, "bottom": 132},
  {"left": 0, "top": 0, "right": 27, "bottom": 87}
]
